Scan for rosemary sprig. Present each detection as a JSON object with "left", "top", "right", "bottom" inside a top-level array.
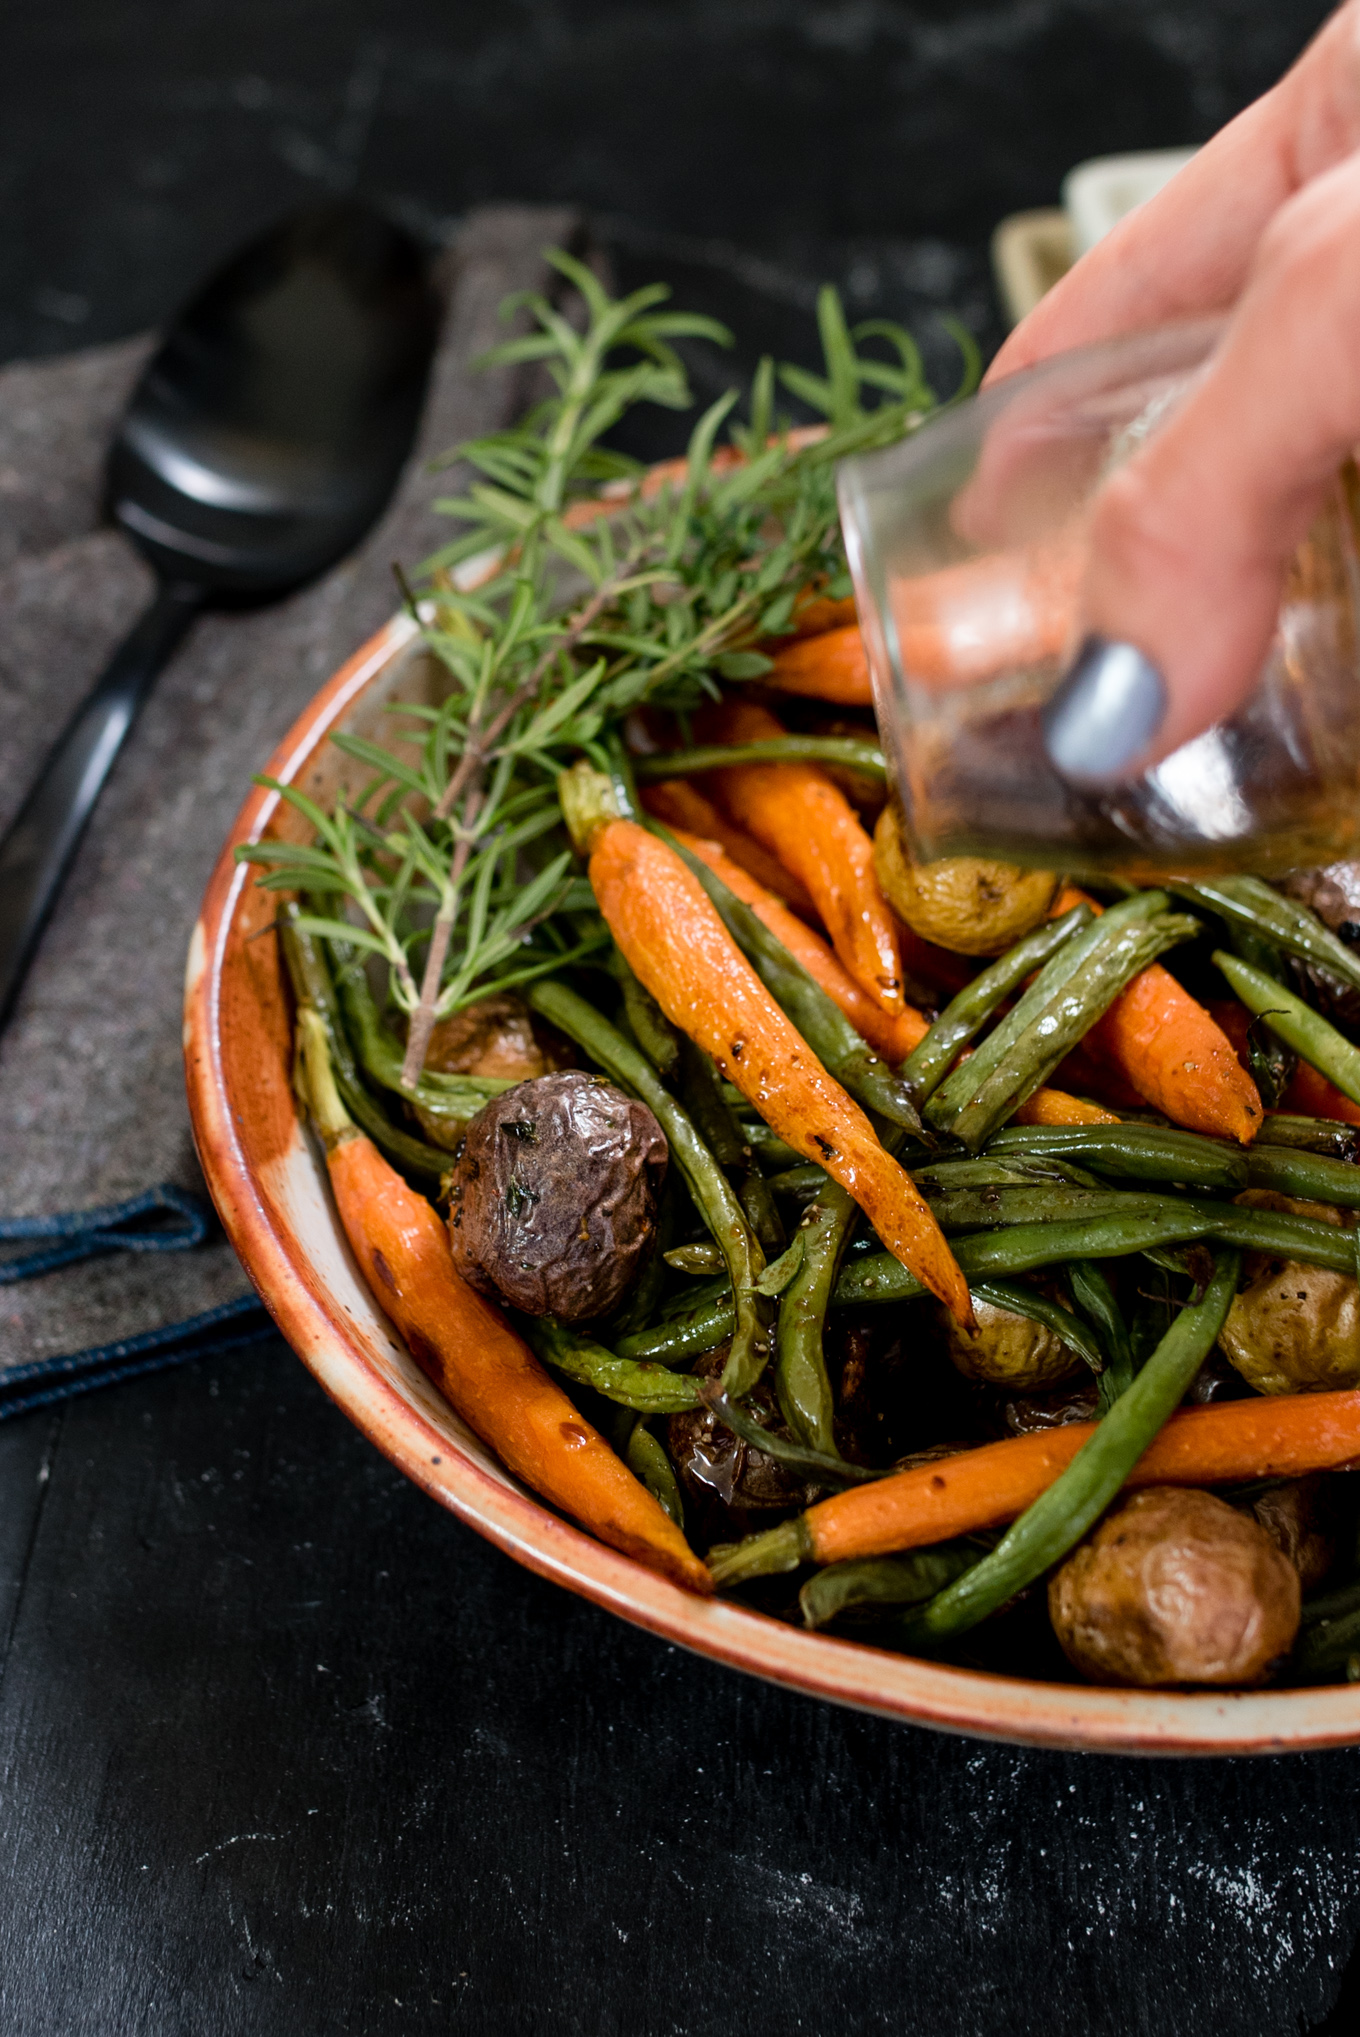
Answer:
[{"left": 237, "top": 254, "right": 967, "bottom": 1084}]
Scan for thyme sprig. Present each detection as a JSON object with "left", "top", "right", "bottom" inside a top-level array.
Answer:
[{"left": 237, "top": 253, "right": 977, "bottom": 1086}]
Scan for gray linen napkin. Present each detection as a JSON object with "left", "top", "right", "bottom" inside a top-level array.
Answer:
[{"left": 0, "top": 204, "right": 579, "bottom": 1372}]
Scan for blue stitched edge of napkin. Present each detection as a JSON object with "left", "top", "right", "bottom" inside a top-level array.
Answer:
[{"left": 0, "top": 1188, "right": 274, "bottom": 1420}]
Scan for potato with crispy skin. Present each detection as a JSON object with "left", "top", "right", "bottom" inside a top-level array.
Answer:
[
  {"left": 939, "top": 1293, "right": 1084, "bottom": 1392},
  {"left": 1217, "top": 1191, "right": 1360, "bottom": 1396},
  {"left": 1049, "top": 1487, "right": 1301, "bottom": 1687},
  {"left": 447, "top": 1072, "right": 667, "bottom": 1323},
  {"left": 873, "top": 800, "right": 1057, "bottom": 957}
]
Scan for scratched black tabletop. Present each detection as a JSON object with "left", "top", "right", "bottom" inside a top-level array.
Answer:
[{"left": 3, "top": 6, "right": 1359, "bottom": 2033}]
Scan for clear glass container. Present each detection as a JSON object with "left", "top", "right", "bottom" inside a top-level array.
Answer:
[{"left": 838, "top": 319, "right": 1360, "bottom": 879}]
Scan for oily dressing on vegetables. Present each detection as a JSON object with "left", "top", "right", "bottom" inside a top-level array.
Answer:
[{"left": 242, "top": 255, "right": 1360, "bottom": 1691}]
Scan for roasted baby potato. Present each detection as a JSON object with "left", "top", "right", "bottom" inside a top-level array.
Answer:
[
  {"left": 1049, "top": 1486, "right": 1301, "bottom": 1687},
  {"left": 1217, "top": 1191, "right": 1360, "bottom": 1396},
  {"left": 939, "top": 1294, "right": 1084, "bottom": 1393},
  {"left": 872, "top": 800, "right": 1059, "bottom": 956},
  {"left": 1248, "top": 1475, "right": 1340, "bottom": 1594},
  {"left": 668, "top": 1346, "right": 824, "bottom": 1547},
  {"left": 447, "top": 1071, "right": 667, "bottom": 1322}
]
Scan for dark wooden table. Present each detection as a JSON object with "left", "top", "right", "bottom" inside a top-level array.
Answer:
[{"left": 4, "top": 4, "right": 1358, "bottom": 2030}]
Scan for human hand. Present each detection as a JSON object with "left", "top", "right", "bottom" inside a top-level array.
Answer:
[{"left": 989, "top": 3, "right": 1360, "bottom": 783}]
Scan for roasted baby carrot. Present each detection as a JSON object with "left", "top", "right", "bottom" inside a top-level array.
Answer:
[
  {"left": 698, "top": 698, "right": 906, "bottom": 1015},
  {"left": 766, "top": 623, "right": 873, "bottom": 706},
  {"left": 639, "top": 776, "right": 817, "bottom": 917},
  {"left": 1059, "top": 887, "right": 1262, "bottom": 1144},
  {"left": 667, "top": 826, "right": 930, "bottom": 1065},
  {"left": 1011, "top": 1088, "right": 1120, "bottom": 1128},
  {"left": 713, "top": 1381, "right": 1360, "bottom": 1577},
  {"left": 294, "top": 1007, "right": 710, "bottom": 1594},
  {"left": 1282, "top": 1058, "right": 1360, "bottom": 1127},
  {"left": 562, "top": 770, "right": 972, "bottom": 1325}
]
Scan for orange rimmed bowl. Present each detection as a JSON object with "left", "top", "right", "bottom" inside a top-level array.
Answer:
[{"left": 185, "top": 613, "right": 1360, "bottom": 1756}]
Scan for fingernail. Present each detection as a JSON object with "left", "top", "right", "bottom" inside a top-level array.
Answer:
[{"left": 1042, "top": 636, "right": 1167, "bottom": 784}]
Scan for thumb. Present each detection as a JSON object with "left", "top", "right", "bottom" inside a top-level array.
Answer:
[{"left": 1043, "top": 152, "right": 1360, "bottom": 784}]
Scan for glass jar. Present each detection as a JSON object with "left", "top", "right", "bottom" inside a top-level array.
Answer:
[{"left": 838, "top": 319, "right": 1360, "bottom": 879}]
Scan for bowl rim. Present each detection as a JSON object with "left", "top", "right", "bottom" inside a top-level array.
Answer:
[{"left": 184, "top": 609, "right": 1360, "bottom": 1756}]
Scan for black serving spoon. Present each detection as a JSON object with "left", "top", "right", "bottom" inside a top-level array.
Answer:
[{"left": 0, "top": 200, "right": 442, "bottom": 1027}]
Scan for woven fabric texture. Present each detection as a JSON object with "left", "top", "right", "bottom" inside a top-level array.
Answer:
[{"left": 0, "top": 204, "right": 577, "bottom": 1372}]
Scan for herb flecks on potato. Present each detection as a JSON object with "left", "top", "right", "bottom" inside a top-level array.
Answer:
[{"left": 448, "top": 1072, "right": 667, "bottom": 1323}]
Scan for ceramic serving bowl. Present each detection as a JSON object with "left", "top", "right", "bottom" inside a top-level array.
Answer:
[{"left": 185, "top": 613, "right": 1360, "bottom": 1756}]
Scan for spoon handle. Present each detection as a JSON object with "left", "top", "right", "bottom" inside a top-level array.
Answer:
[{"left": 0, "top": 579, "right": 204, "bottom": 1030}]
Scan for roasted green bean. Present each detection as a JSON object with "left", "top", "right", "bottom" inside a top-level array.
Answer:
[
  {"left": 934, "top": 902, "right": 1200, "bottom": 1151},
  {"left": 923, "top": 1184, "right": 1171, "bottom": 1233},
  {"left": 799, "top": 1546, "right": 984, "bottom": 1628},
  {"left": 926, "top": 892, "right": 1168, "bottom": 1129},
  {"left": 1244, "top": 1144, "right": 1360, "bottom": 1209},
  {"left": 1257, "top": 1115, "right": 1360, "bottom": 1162},
  {"left": 611, "top": 948, "right": 681, "bottom": 1077},
  {"left": 773, "top": 1187, "right": 858, "bottom": 1451},
  {"left": 624, "top": 1420, "right": 686, "bottom": 1527},
  {"left": 634, "top": 736, "right": 887, "bottom": 782},
  {"left": 1291, "top": 1581, "right": 1360, "bottom": 1683},
  {"left": 739, "top": 1120, "right": 803, "bottom": 1170},
  {"left": 1068, "top": 1260, "right": 1134, "bottom": 1412},
  {"left": 676, "top": 1037, "right": 786, "bottom": 1258},
  {"left": 1170, "top": 874, "right": 1360, "bottom": 999},
  {"left": 321, "top": 924, "right": 510, "bottom": 1117},
  {"left": 894, "top": 1248, "right": 1241, "bottom": 1650},
  {"left": 526, "top": 1317, "right": 705, "bottom": 1413},
  {"left": 986, "top": 1122, "right": 1249, "bottom": 1195},
  {"left": 901, "top": 904, "right": 1093, "bottom": 1103},
  {"left": 279, "top": 911, "right": 450, "bottom": 1180},
  {"left": 616, "top": 1294, "right": 735, "bottom": 1363},
  {"left": 836, "top": 1195, "right": 1353, "bottom": 1305},
  {"left": 527, "top": 979, "right": 773, "bottom": 1393},
  {"left": 1216, "top": 950, "right": 1360, "bottom": 1109}
]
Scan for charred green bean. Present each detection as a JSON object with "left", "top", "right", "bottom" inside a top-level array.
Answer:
[
  {"left": 1216, "top": 950, "right": 1360, "bottom": 1109},
  {"left": 279, "top": 911, "right": 450, "bottom": 1180},
  {"left": 901, "top": 904, "right": 1093, "bottom": 1102},
  {"left": 799, "top": 1546, "right": 984, "bottom": 1628},
  {"left": 1170, "top": 874, "right": 1360, "bottom": 999},
  {"left": 986, "top": 1122, "right": 1249, "bottom": 1195},
  {"left": 1257, "top": 1115, "right": 1360, "bottom": 1162},
  {"left": 634, "top": 736, "right": 887, "bottom": 782},
  {"left": 937, "top": 905, "right": 1200, "bottom": 1151},
  {"left": 773, "top": 1187, "right": 857, "bottom": 1452},
  {"left": 526, "top": 1317, "right": 705, "bottom": 1412}
]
